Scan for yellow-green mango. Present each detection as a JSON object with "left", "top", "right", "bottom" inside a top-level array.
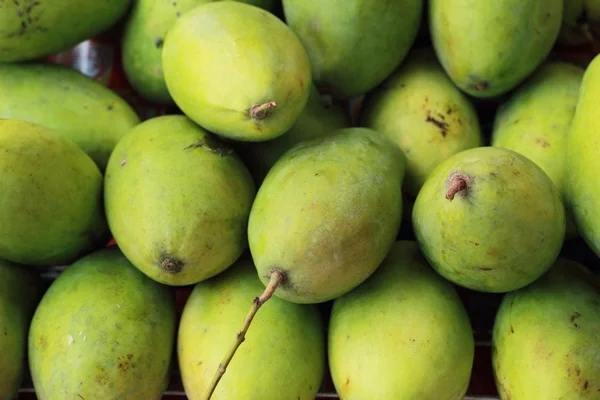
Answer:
[
  {"left": 412, "top": 146, "right": 566, "bottom": 293},
  {"left": 361, "top": 48, "right": 482, "bottom": 198},
  {"left": 0, "top": 119, "right": 108, "bottom": 267},
  {"left": 0, "top": 63, "right": 140, "bottom": 171},
  {"left": 178, "top": 260, "right": 325, "bottom": 400},
  {"left": 162, "top": 1, "right": 311, "bottom": 142},
  {"left": 248, "top": 127, "right": 406, "bottom": 304},
  {"left": 104, "top": 115, "right": 256, "bottom": 286},
  {"left": 492, "top": 258, "right": 600, "bottom": 399},
  {"left": 282, "top": 0, "right": 422, "bottom": 99},
  {"left": 329, "top": 241, "right": 474, "bottom": 400},
  {"left": 0, "top": 0, "right": 132, "bottom": 63},
  {"left": 28, "top": 247, "right": 176, "bottom": 400},
  {"left": 122, "top": 0, "right": 277, "bottom": 105},
  {"left": 558, "top": 0, "right": 600, "bottom": 46},
  {"left": 492, "top": 62, "right": 584, "bottom": 240},
  {"left": 429, "top": 0, "right": 563, "bottom": 98},
  {"left": 566, "top": 53, "right": 600, "bottom": 257}
]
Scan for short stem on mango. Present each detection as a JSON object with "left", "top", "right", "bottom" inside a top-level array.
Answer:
[
  {"left": 446, "top": 176, "right": 468, "bottom": 201},
  {"left": 581, "top": 24, "right": 600, "bottom": 53},
  {"left": 250, "top": 101, "right": 277, "bottom": 122}
]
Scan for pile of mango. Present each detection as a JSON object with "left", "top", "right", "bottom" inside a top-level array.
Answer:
[{"left": 1, "top": 1, "right": 600, "bottom": 399}]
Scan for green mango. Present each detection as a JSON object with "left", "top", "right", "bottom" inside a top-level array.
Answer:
[
  {"left": 282, "top": 0, "right": 422, "bottom": 99},
  {"left": 558, "top": 0, "right": 600, "bottom": 46},
  {"left": 412, "top": 146, "right": 566, "bottom": 293},
  {"left": 0, "top": 260, "right": 42, "bottom": 400},
  {"left": 492, "top": 62, "right": 584, "bottom": 240},
  {"left": 162, "top": 1, "right": 311, "bottom": 142},
  {"left": 28, "top": 247, "right": 176, "bottom": 400},
  {"left": 361, "top": 48, "right": 482, "bottom": 198},
  {"left": 492, "top": 258, "right": 600, "bottom": 399},
  {"left": 122, "top": 0, "right": 277, "bottom": 105},
  {"left": 0, "top": 119, "right": 108, "bottom": 267},
  {"left": 566, "top": 54, "right": 600, "bottom": 257},
  {"left": 104, "top": 115, "right": 256, "bottom": 286},
  {"left": 178, "top": 260, "right": 325, "bottom": 399},
  {"left": 329, "top": 241, "right": 474, "bottom": 400},
  {"left": 429, "top": 0, "right": 563, "bottom": 98},
  {"left": 0, "top": 0, "right": 132, "bottom": 63},
  {"left": 248, "top": 127, "right": 406, "bottom": 304},
  {"left": 0, "top": 63, "right": 140, "bottom": 172}
]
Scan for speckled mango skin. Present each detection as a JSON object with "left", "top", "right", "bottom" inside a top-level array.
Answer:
[
  {"left": 492, "top": 258, "right": 600, "bottom": 399},
  {"left": 429, "top": 0, "right": 563, "bottom": 98},
  {"left": 104, "top": 115, "right": 256, "bottom": 286},
  {"left": 566, "top": 54, "right": 600, "bottom": 258},
  {"left": 0, "top": 119, "right": 108, "bottom": 267},
  {"left": 162, "top": 1, "right": 311, "bottom": 142},
  {"left": 412, "top": 146, "right": 566, "bottom": 293},
  {"left": 28, "top": 247, "right": 176, "bottom": 400},
  {"left": 178, "top": 260, "right": 325, "bottom": 400},
  {"left": 248, "top": 127, "right": 406, "bottom": 304},
  {"left": 328, "top": 241, "right": 474, "bottom": 400}
]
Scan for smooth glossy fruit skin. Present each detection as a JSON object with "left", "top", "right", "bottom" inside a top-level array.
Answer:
[
  {"left": 248, "top": 127, "right": 406, "bottom": 304},
  {"left": 558, "top": 0, "right": 600, "bottom": 46},
  {"left": 0, "top": 0, "right": 132, "bottom": 62},
  {"left": 162, "top": 1, "right": 311, "bottom": 141},
  {"left": 492, "top": 258, "right": 600, "bottom": 399},
  {"left": 0, "top": 260, "right": 42, "bottom": 400},
  {"left": 492, "top": 62, "right": 584, "bottom": 240},
  {"left": 282, "top": 0, "right": 422, "bottom": 99},
  {"left": 361, "top": 48, "right": 482, "bottom": 198},
  {"left": 413, "top": 146, "right": 566, "bottom": 293},
  {"left": 178, "top": 260, "right": 325, "bottom": 400},
  {"left": 329, "top": 241, "right": 474, "bottom": 400},
  {"left": 122, "top": 0, "right": 276, "bottom": 105},
  {"left": 28, "top": 247, "right": 176, "bottom": 400},
  {"left": 429, "top": 0, "right": 563, "bottom": 98},
  {"left": 0, "top": 63, "right": 140, "bottom": 172},
  {"left": 0, "top": 119, "right": 108, "bottom": 267},
  {"left": 104, "top": 115, "right": 256, "bottom": 286},
  {"left": 566, "top": 54, "right": 600, "bottom": 258}
]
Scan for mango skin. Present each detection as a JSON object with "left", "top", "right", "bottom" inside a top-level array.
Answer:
[
  {"left": 361, "top": 49, "right": 482, "bottom": 198},
  {"left": 0, "top": 260, "right": 42, "bottom": 400},
  {"left": 282, "top": 0, "right": 422, "bottom": 99},
  {"left": 0, "top": 63, "right": 140, "bottom": 172},
  {"left": 162, "top": 1, "right": 312, "bottom": 142},
  {"left": 566, "top": 54, "right": 600, "bottom": 258},
  {"left": 492, "top": 258, "right": 600, "bottom": 399},
  {"left": 0, "top": 119, "right": 108, "bottom": 267},
  {"left": 104, "top": 115, "right": 256, "bottom": 286},
  {"left": 248, "top": 127, "right": 406, "bottom": 304},
  {"left": 412, "top": 146, "right": 566, "bottom": 293},
  {"left": 178, "top": 260, "right": 325, "bottom": 400},
  {"left": 28, "top": 247, "right": 176, "bottom": 400},
  {"left": 492, "top": 62, "right": 584, "bottom": 240},
  {"left": 0, "top": 0, "right": 132, "bottom": 62},
  {"left": 429, "top": 0, "right": 563, "bottom": 98}
]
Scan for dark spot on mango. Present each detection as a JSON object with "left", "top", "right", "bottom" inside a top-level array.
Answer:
[
  {"left": 425, "top": 114, "right": 449, "bottom": 137},
  {"left": 473, "top": 82, "right": 489, "bottom": 91},
  {"left": 345, "top": 377, "right": 350, "bottom": 386},
  {"left": 108, "top": 105, "right": 113, "bottom": 111},
  {"left": 39, "top": 335, "right": 47, "bottom": 350},
  {"left": 474, "top": 267, "right": 494, "bottom": 271},
  {"left": 536, "top": 138, "right": 550, "bottom": 148},
  {"left": 155, "top": 38, "right": 163, "bottom": 48},
  {"left": 176, "top": 11, "right": 181, "bottom": 18},
  {"left": 584, "top": 381, "right": 589, "bottom": 390},
  {"left": 570, "top": 312, "right": 581, "bottom": 328},
  {"left": 510, "top": 325, "right": 514, "bottom": 333}
]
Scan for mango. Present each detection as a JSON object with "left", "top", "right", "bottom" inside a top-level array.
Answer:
[
  {"left": 558, "top": 0, "right": 600, "bottom": 46},
  {"left": 0, "top": 63, "right": 140, "bottom": 172},
  {"left": 429, "top": 0, "right": 563, "bottom": 98},
  {"left": 248, "top": 127, "right": 406, "bottom": 304},
  {"left": 104, "top": 115, "right": 256, "bottom": 286},
  {"left": 122, "top": 0, "right": 277, "bottom": 105},
  {"left": 492, "top": 62, "right": 584, "bottom": 240},
  {"left": 0, "top": 119, "right": 108, "bottom": 267},
  {"left": 361, "top": 49, "right": 482, "bottom": 198},
  {"left": 282, "top": 0, "right": 422, "bottom": 99},
  {"left": 492, "top": 258, "right": 600, "bottom": 398},
  {"left": 0, "top": 0, "right": 132, "bottom": 62},
  {"left": 178, "top": 260, "right": 325, "bottom": 399},
  {"left": 0, "top": 260, "right": 42, "bottom": 400},
  {"left": 28, "top": 247, "right": 176, "bottom": 400},
  {"left": 329, "top": 241, "right": 474, "bottom": 400},
  {"left": 566, "top": 53, "right": 600, "bottom": 257},
  {"left": 162, "top": 1, "right": 311, "bottom": 141},
  {"left": 412, "top": 146, "right": 566, "bottom": 293}
]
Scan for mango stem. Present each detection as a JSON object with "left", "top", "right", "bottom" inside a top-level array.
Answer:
[
  {"left": 202, "top": 270, "right": 286, "bottom": 400},
  {"left": 446, "top": 176, "right": 468, "bottom": 201},
  {"left": 581, "top": 24, "right": 600, "bottom": 53},
  {"left": 250, "top": 101, "right": 277, "bottom": 121}
]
